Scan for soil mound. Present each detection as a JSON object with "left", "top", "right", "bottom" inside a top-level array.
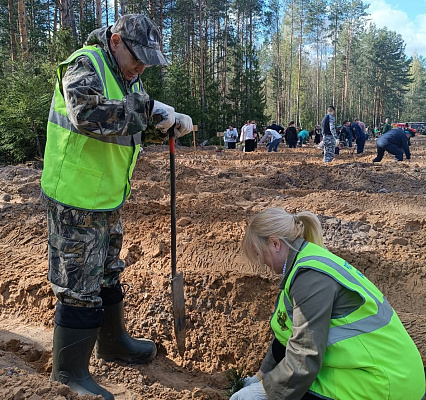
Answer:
[{"left": 1, "top": 138, "right": 425, "bottom": 399}]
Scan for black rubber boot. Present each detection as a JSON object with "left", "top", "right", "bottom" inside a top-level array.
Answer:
[
  {"left": 95, "top": 300, "right": 157, "bottom": 364},
  {"left": 51, "top": 324, "right": 114, "bottom": 400}
]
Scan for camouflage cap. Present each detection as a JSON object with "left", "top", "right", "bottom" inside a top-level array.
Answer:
[{"left": 111, "top": 14, "right": 167, "bottom": 66}]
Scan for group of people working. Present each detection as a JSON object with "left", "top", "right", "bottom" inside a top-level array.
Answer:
[
  {"left": 224, "top": 121, "right": 264, "bottom": 153},
  {"left": 225, "top": 121, "right": 317, "bottom": 154},
  {"left": 230, "top": 108, "right": 414, "bottom": 164},
  {"left": 39, "top": 12, "right": 422, "bottom": 400},
  {"left": 257, "top": 122, "right": 309, "bottom": 151}
]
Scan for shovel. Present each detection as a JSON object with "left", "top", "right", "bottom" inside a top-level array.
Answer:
[{"left": 168, "top": 125, "right": 186, "bottom": 355}]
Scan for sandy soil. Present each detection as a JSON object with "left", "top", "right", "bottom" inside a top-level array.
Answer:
[{"left": 1, "top": 136, "right": 425, "bottom": 399}]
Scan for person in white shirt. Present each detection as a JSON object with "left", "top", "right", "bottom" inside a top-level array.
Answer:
[
  {"left": 240, "top": 121, "right": 256, "bottom": 152},
  {"left": 259, "top": 129, "right": 282, "bottom": 152},
  {"left": 224, "top": 125, "right": 238, "bottom": 149}
]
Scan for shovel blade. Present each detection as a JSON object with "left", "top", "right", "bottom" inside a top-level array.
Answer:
[{"left": 172, "top": 271, "right": 186, "bottom": 355}]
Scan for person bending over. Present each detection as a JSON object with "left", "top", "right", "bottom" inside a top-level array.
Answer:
[{"left": 231, "top": 207, "right": 424, "bottom": 400}]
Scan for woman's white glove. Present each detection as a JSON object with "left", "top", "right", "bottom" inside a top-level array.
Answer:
[
  {"left": 230, "top": 382, "right": 267, "bottom": 400},
  {"left": 243, "top": 374, "right": 261, "bottom": 387},
  {"left": 175, "top": 112, "right": 193, "bottom": 137},
  {"left": 152, "top": 100, "right": 175, "bottom": 132}
]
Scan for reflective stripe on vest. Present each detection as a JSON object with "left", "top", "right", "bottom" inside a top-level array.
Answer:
[
  {"left": 48, "top": 107, "right": 141, "bottom": 146},
  {"left": 281, "top": 254, "right": 393, "bottom": 346},
  {"left": 70, "top": 49, "right": 109, "bottom": 98},
  {"left": 41, "top": 46, "right": 143, "bottom": 211}
]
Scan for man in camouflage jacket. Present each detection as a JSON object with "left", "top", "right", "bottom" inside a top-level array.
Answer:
[
  {"left": 320, "top": 105, "right": 339, "bottom": 163},
  {"left": 41, "top": 14, "right": 192, "bottom": 399}
]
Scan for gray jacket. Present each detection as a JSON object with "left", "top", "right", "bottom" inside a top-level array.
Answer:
[{"left": 260, "top": 238, "right": 362, "bottom": 400}]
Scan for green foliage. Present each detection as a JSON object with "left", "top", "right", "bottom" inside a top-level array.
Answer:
[
  {"left": 400, "top": 55, "right": 426, "bottom": 122},
  {"left": 78, "top": 4, "right": 99, "bottom": 46},
  {"left": 203, "top": 74, "right": 227, "bottom": 137},
  {"left": 162, "top": 63, "right": 198, "bottom": 119},
  {"left": 227, "top": 43, "right": 268, "bottom": 130},
  {"left": 226, "top": 366, "right": 247, "bottom": 398},
  {"left": 0, "top": 0, "right": 424, "bottom": 163},
  {"left": 48, "top": 29, "right": 79, "bottom": 64},
  {"left": 142, "top": 65, "right": 167, "bottom": 101},
  {"left": 0, "top": 62, "right": 56, "bottom": 164},
  {"left": 362, "top": 26, "right": 411, "bottom": 122}
]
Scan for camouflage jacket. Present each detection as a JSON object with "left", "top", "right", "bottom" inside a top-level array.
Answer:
[{"left": 61, "top": 27, "right": 151, "bottom": 137}]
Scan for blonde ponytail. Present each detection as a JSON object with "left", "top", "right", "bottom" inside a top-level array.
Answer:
[{"left": 297, "top": 211, "right": 324, "bottom": 247}]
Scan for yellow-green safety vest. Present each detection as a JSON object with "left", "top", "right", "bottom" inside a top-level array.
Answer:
[
  {"left": 41, "top": 45, "right": 144, "bottom": 211},
  {"left": 271, "top": 242, "right": 425, "bottom": 399}
]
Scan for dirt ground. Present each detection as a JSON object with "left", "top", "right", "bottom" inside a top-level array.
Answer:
[{"left": 1, "top": 136, "right": 425, "bottom": 399}]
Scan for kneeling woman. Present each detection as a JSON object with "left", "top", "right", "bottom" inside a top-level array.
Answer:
[{"left": 231, "top": 207, "right": 425, "bottom": 400}]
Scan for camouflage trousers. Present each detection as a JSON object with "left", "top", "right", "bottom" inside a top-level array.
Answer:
[
  {"left": 323, "top": 135, "right": 336, "bottom": 163},
  {"left": 41, "top": 193, "right": 126, "bottom": 307}
]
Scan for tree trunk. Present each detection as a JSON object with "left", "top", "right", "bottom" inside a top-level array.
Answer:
[
  {"left": 223, "top": 7, "right": 228, "bottom": 101},
  {"left": 288, "top": 0, "right": 294, "bottom": 122},
  {"left": 60, "top": 0, "right": 77, "bottom": 38},
  {"left": 158, "top": 0, "right": 164, "bottom": 84},
  {"left": 296, "top": 0, "right": 304, "bottom": 127},
  {"left": 212, "top": 16, "right": 216, "bottom": 79},
  {"left": 53, "top": 1, "right": 58, "bottom": 33},
  {"left": 149, "top": 0, "right": 153, "bottom": 19},
  {"left": 186, "top": 15, "right": 191, "bottom": 74},
  {"left": 341, "top": 26, "right": 352, "bottom": 121},
  {"left": 8, "top": 0, "right": 17, "bottom": 64},
  {"left": 358, "top": 88, "right": 361, "bottom": 118},
  {"left": 96, "top": 0, "right": 102, "bottom": 28},
  {"left": 275, "top": 3, "right": 281, "bottom": 122},
  {"left": 46, "top": 0, "right": 53, "bottom": 61},
  {"left": 114, "top": 0, "right": 118, "bottom": 21},
  {"left": 159, "top": 0, "right": 164, "bottom": 45},
  {"left": 315, "top": 27, "right": 320, "bottom": 124},
  {"left": 79, "top": 0, "right": 84, "bottom": 28},
  {"left": 17, "top": 0, "right": 29, "bottom": 61},
  {"left": 283, "top": 32, "right": 289, "bottom": 123},
  {"left": 332, "top": 9, "right": 338, "bottom": 106},
  {"left": 105, "top": 0, "right": 109, "bottom": 26},
  {"left": 198, "top": 0, "right": 205, "bottom": 137}
]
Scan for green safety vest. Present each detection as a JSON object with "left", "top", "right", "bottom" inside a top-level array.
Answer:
[
  {"left": 41, "top": 46, "right": 143, "bottom": 211},
  {"left": 271, "top": 242, "right": 425, "bottom": 399}
]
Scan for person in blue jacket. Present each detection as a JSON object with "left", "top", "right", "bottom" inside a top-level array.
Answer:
[
  {"left": 372, "top": 128, "right": 412, "bottom": 163},
  {"left": 343, "top": 120, "right": 366, "bottom": 154},
  {"left": 297, "top": 129, "right": 309, "bottom": 147}
]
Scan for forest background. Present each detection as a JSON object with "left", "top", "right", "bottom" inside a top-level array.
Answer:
[{"left": 1, "top": 0, "right": 426, "bottom": 163}]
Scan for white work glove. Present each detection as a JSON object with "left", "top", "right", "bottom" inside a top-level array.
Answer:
[
  {"left": 335, "top": 139, "right": 340, "bottom": 146},
  {"left": 152, "top": 100, "right": 176, "bottom": 133},
  {"left": 243, "top": 374, "right": 261, "bottom": 387},
  {"left": 174, "top": 112, "right": 193, "bottom": 138},
  {"left": 230, "top": 382, "right": 267, "bottom": 400}
]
